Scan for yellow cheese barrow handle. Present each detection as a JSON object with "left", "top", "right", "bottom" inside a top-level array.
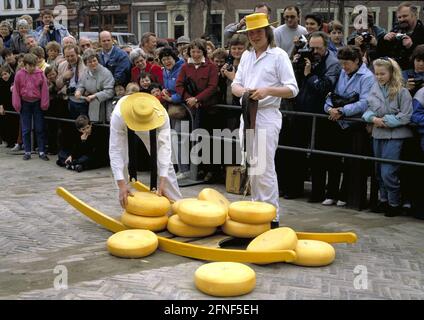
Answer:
[{"left": 56, "top": 187, "right": 296, "bottom": 264}]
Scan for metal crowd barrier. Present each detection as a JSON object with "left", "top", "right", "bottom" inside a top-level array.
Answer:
[{"left": 5, "top": 104, "right": 424, "bottom": 179}]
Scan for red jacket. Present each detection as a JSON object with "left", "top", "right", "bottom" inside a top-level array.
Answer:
[
  {"left": 175, "top": 60, "right": 218, "bottom": 107},
  {"left": 131, "top": 63, "right": 164, "bottom": 85}
]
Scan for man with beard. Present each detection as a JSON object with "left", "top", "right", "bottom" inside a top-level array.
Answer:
[
  {"left": 378, "top": 2, "right": 424, "bottom": 70},
  {"left": 282, "top": 31, "right": 340, "bottom": 201}
]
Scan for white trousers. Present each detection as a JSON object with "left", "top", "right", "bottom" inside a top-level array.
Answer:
[
  {"left": 239, "top": 107, "right": 282, "bottom": 220},
  {"left": 136, "top": 131, "right": 183, "bottom": 202}
]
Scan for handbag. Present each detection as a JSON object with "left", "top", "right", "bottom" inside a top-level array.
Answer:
[
  {"left": 183, "top": 76, "right": 199, "bottom": 97},
  {"left": 167, "top": 104, "right": 187, "bottom": 120}
]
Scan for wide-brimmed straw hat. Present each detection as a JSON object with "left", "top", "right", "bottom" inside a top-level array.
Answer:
[
  {"left": 237, "top": 13, "right": 277, "bottom": 33},
  {"left": 120, "top": 93, "right": 166, "bottom": 131}
]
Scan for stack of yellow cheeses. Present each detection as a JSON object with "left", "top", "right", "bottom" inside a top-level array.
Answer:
[
  {"left": 222, "top": 201, "right": 276, "bottom": 238},
  {"left": 246, "top": 227, "right": 336, "bottom": 267},
  {"left": 167, "top": 188, "right": 229, "bottom": 237},
  {"left": 121, "top": 192, "right": 170, "bottom": 232}
]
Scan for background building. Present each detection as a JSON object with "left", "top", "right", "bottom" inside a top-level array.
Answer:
[{"left": 1, "top": 0, "right": 422, "bottom": 46}]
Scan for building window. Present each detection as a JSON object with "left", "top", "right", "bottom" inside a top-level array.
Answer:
[
  {"left": 155, "top": 12, "right": 168, "bottom": 39},
  {"left": 175, "top": 14, "right": 184, "bottom": 22},
  {"left": 173, "top": 12, "right": 187, "bottom": 39},
  {"left": 44, "top": 0, "right": 54, "bottom": 5},
  {"left": 114, "top": 14, "right": 128, "bottom": 32},
  {"left": 138, "top": 12, "right": 150, "bottom": 37},
  {"left": 15, "top": 0, "right": 23, "bottom": 9},
  {"left": 5, "top": 0, "right": 12, "bottom": 9},
  {"left": 310, "top": 7, "right": 339, "bottom": 24},
  {"left": 27, "top": 0, "right": 34, "bottom": 8},
  {"left": 90, "top": 15, "right": 99, "bottom": 30},
  {"left": 203, "top": 10, "right": 224, "bottom": 47},
  {"left": 235, "top": 9, "right": 253, "bottom": 23}
]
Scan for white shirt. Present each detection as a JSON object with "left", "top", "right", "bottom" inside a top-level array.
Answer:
[
  {"left": 109, "top": 95, "right": 172, "bottom": 182},
  {"left": 232, "top": 46, "right": 299, "bottom": 108}
]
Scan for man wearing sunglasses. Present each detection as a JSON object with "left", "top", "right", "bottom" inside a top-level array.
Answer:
[{"left": 274, "top": 6, "right": 307, "bottom": 56}]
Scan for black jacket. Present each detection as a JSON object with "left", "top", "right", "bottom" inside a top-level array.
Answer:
[
  {"left": 378, "top": 20, "right": 424, "bottom": 70},
  {"left": 295, "top": 51, "right": 341, "bottom": 114}
]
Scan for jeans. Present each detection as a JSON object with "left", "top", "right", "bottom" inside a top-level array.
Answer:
[
  {"left": 68, "top": 100, "right": 88, "bottom": 120},
  {"left": 20, "top": 100, "right": 45, "bottom": 153},
  {"left": 373, "top": 138, "right": 403, "bottom": 207}
]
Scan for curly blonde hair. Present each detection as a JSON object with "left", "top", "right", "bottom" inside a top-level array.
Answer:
[{"left": 373, "top": 57, "right": 404, "bottom": 101}]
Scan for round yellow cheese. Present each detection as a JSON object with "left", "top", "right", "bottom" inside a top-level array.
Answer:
[
  {"left": 292, "top": 240, "right": 336, "bottom": 267},
  {"left": 198, "top": 188, "right": 230, "bottom": 214},
  {"left": 222, "top": 218, "right": 270, "bottom": 238},
  {"left": 229, "top": 201, "right": 276, "bottom": 224},
  {"left": 107, "top": 229, "right": 158, "bottom": 258},
  {"left": 125, "top": 191, "right": 170, "bottom": 217},
  {"left": 121, "top": 210, "right": 168, "bottom": 232},
  {"left": 167, "top": 215, "right": 216, "bottom": 237},
  {"left": 171, "top": 198, "right": 197, "bottom": 215},
  {"left": 178, "top": 200, "right": 227, "bottom": 228},
  {"left": 247, "top": 227, "right": 298, "bottom": 251},
  {"left": 195, "top": 262, "right": 256, "bottom": 297}
]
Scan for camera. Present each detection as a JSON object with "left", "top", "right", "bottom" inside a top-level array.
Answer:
[
  {"left": 48, "top": 22, "right": 55, "bottom": 31},
  {"left": 294, "top": 34, "right": 308, "bottom": 50},
  {"left": 413, "top": 78, "right": 424, "bottom": 88},
  {"left": 395, "top": 33, "right": 407, "bottom": 41},
  {"left": 226, "top": 55, "right": 234, "bottom": 72},
  {"left": 360, "top": 32, "right": 372, "bottom": 44},
  {"left": 66, "top": 87, "right": 76, "bottom": 96},
  {"left": 293, "top": 46, "right": 314, "bottom": 74}
]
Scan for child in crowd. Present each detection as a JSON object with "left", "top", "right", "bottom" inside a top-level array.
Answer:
[
  {"left": 149, "top": 82, "right": 166, "bottom": 104},
  {"left": 362, "top": 57, "right": 413, "bottom": 217},
  {"left": 0, "top": 66, "right": 16, "bottom": 147},
  {"left": 12, "top": 53, "right": 50, "bottom": 161},
  {"left": 29, "top": 46, "right": 49, "bottom": 72},
  {"left": 56, "top": 115, "right": 106, "bottom": 172},
  {"left": 138, "top": 71, "right": 153, "bottom": 93},
  {"left": 125, "top": 82, "right": 140, "bottom": 95}
]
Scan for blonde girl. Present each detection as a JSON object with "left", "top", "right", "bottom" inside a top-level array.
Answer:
[{"left": 362, "top": 57, "right": 413, "bottom": 217}]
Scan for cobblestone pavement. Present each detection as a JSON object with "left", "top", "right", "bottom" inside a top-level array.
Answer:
[{"left": 0, "top": 144, "right": 423, "bottom": 300}]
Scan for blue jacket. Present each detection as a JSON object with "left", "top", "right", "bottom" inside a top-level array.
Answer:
[
  {"left": 1, "top": 34, "right": 12, "bottom": 48},
  {"left": 35, "top": 24, "right": 70, "bottom": 48},
  {"left": 163, "top": 58, "right": 184, "bottom": 104},
  {"left": 98, "top": 46, "right": 132, "bottom": 86},
  {"left": 324, "top": 62, "right": 375, "bottom": 128},
  {"left": 411, "top": 88, "right": 424, "bottom": 134}
]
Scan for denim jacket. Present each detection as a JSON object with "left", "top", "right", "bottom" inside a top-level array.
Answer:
[{"left": 99, "top": 46, "right": 132, "bottom": 86}]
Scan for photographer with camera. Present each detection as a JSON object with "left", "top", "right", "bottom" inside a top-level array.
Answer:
[
  {"left": 286, "top": 32, "right": 340, "bottom": 202},
  {"left": 378, "top": 2, "right": 424, "bottom": 70},
  {"left": 36, "top": 9, "right": 70, "bottom": 49},
  {"left": 402, "top": 44, "right": 424, "bottom": 97},
  {"left": 347, "top": 12, "right": 386, "bottom": 67}
]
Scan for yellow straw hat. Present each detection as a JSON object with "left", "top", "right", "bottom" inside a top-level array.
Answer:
[
  {"left": 237, "top": 13, "right": 277, "bottom": 33},
  {"left": 120, "top": 93, "right": 166, "bottom": 131}
]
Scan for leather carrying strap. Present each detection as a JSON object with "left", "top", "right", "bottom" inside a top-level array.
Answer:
[{"left": 149, "top": 129, "right": 157, "bottom": 191}]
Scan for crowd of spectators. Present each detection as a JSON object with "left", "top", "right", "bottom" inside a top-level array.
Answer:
[{"left": 1, "top": 3, "right": 424, "bottom": 219}]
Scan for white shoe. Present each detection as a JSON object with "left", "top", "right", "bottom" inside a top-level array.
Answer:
[
  {"left": 336, "top": 200, "right": 347, "bottom": 207},
  {"left": 176, "top": 171, "right": 190, "bottom": 180},
  {"left": 10, "top": 143, "right": 21, "bottom": 152},
  {"left": 322, "top": 199, "right": 335, "bottom": 206}
]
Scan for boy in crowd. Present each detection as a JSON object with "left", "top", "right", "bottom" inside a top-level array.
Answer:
[{"left": 56, "top": 115, "right": 106, "bottom": 172}]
